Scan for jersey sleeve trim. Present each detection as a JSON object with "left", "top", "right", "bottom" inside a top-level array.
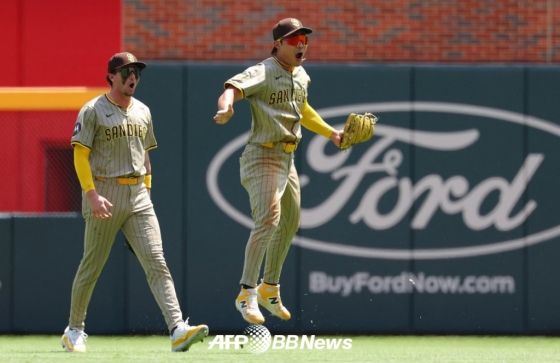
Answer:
[
  {"left": 146, "top": 145, "right": 158, "bottom": 151},
  {"left": 224, "top": 82, "right": 244, "bottom": 98},
  {"left": 71, "top": 141, "right": 91, "bottom": 149}
]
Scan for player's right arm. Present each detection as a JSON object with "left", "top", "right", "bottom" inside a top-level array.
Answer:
[
  {"left": 72, "top": 105, "right": 113, "bottom": 219},
  {"left": 73, "top": 144, "right": 113, "bottom": 219},
  {"left": 214, "top": 85, "right": 242, "bottom": 125}
]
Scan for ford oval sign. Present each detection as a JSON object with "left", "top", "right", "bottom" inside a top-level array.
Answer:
[{"left": 207, "top": 102, "right": 560, "bottom": 260}]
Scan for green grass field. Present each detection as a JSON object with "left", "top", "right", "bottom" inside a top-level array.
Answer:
[{"left": 2, "top": 335, "right": 560, "bottom": 363}]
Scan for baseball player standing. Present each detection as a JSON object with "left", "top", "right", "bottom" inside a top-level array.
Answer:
[
  {"left": 213, "top": 18, "right": 343, "bottom": 324},
  {"left": 62, "top": 52, "right": 208, "bottom": 352}
]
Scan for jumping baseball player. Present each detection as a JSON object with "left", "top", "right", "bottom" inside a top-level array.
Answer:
[
  {"left": 213, "top": 18, "right": 344, "bottom": 324},
  {"left": 62, "top": 52, "right": 208, "bottom": 352}
]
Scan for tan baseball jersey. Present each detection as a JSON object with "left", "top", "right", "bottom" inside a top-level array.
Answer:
[
  {"left": 225, "top": 57, "right": 310, "bottom": 144},
  {"left": 71, "top": 94, "right": 157, "bottom": 177}
]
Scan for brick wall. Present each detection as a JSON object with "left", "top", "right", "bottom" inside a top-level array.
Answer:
[{"left": 123, "top": 0, "right": 560, "bottom": 63}]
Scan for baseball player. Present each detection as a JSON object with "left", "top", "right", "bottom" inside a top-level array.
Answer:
[
  {"left": 213, "top": 18, "right": 343, "bottom": 324},
  {"left": 62, "top": 52, "right": 208, "bottom": 352}
]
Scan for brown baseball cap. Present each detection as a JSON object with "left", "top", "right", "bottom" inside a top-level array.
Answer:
[
  {"left": 107, "top": 52, "right": 147, "bottom": 73},
  {"left": 273, "top": 18, "right": 313, "bottom": 40},
  {"left": 271, "top": 18, "right": 313, "bottom": 54}
]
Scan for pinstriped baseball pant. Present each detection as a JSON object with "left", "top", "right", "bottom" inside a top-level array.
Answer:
[
  {"left": 239, "top": 144, "right": 301, "bottom": 287},
  {"left": 68, "top": 179, "right": 183, "bottom": 332}
]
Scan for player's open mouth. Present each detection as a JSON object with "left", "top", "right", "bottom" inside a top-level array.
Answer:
[
  {"left": 129, "top": 83, "right": 135, "bottom": 88},
  {"left": 296, "top": 52, "right": 303, "bottom": 60}
]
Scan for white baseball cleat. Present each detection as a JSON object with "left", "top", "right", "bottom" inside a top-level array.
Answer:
[
  {"left": 170, "top": 319, "right": 209, "bottom": 352},
  {"left": 61, "top": 326, "right": 87, "bottom": 353},
  {"left": 235, "top": 287, "right": 265, "bottom": 324}
]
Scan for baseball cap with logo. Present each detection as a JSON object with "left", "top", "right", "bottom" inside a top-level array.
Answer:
[
  {"left": 271, "top": 18, "right": 313, "bottom": 54},
  {"left": 107, "top": 52, "right": 147, "bottom": 73}
]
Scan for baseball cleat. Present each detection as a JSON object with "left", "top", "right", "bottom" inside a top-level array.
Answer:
[
  {"left": 257, "top": 282, "right": 291, "bottom": 320},
  {"left": 235, "top": 287, "right": 265, "bottom": 324},
  {"left": 61, "top": 326, "right": 87, "bottom": 353},
  {"left": 171, "top": 319, "right": 209, "bottom": 352}
]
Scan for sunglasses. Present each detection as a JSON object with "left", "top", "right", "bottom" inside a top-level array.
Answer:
[
  {"left": 280, "top": 34, "right": 308, "bottom": 46},
  {"left": 118, "top": 67, "right": 141, "bottom": 79}
]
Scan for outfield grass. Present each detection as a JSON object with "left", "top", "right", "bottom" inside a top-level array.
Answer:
[{"left": 1, "top": 335, "right": 560, "bottom": 363}]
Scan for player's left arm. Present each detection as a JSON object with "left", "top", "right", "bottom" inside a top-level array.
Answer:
[
  {"left": 143, "top": 106, "right": 156, "bottom": 197},
  {"left": 300, "top": 100, "right": 343, "bottom": 147},
  {"left": 144, "top": 151, "right": 152, "bottom": 197}
]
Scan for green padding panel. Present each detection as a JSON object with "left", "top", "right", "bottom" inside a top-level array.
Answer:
[
  {"left": 298, "top": 65, "right": 414, "bottom": 333},
  {"left": 0, "top": 217, "right": 12, "bottom": 333},
  {"left": 526, "top": 67, "right": 560, "bottom": 333},
  {"left": 412, "top": 67, "right": 525, "bottom": 333},
  {"left": 8, "top": 64, "right": 560, "bottom": 336},
  {"left": 13, "top": 216, "right": 125, "bottom": 334}
]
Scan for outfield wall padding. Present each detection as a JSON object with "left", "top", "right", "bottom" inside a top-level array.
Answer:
[{"left": 5, "top": 64, "right": 560, "bottom": 335}]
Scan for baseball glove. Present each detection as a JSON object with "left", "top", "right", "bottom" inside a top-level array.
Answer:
[{"left": 339, "top": 112, "right": 378, "bottom": 151}]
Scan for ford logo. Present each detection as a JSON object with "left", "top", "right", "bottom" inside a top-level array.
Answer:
[{"left": 207, "top": 102, "right": 560, "bottom": 260}]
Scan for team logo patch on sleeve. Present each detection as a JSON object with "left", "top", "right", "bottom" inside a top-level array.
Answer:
[{"left": 73, "top": 123, "right": 82, "bottom": 136}]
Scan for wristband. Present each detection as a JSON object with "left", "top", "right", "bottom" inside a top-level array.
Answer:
[{"left": 144, "top": 174, "right": 152, "bottom": 188}]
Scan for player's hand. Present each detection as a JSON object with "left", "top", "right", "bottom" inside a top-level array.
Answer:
[
  {"left": 329, "top": 129, "right": 343, "bottom": 148},
  {"left": 214, "top": 104, "right": 234, "bottom": 125},
  {"left": 86, "top": 189, "right": 113, "bottom": 219}
]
